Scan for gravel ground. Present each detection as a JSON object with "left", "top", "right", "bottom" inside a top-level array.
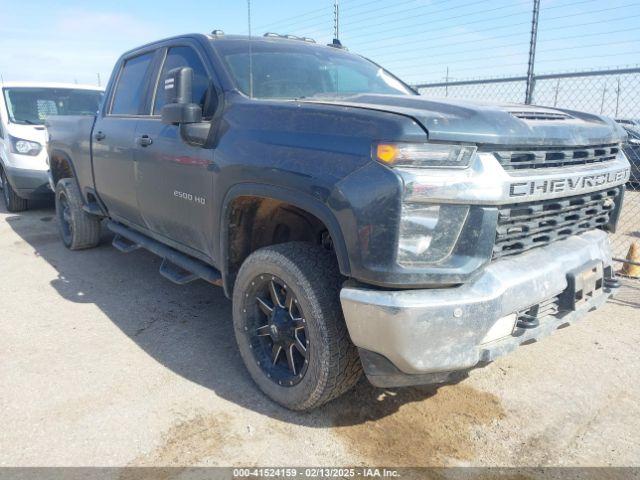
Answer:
[{"left": 1, "top": 201, "right": 639, "bottom": 468}]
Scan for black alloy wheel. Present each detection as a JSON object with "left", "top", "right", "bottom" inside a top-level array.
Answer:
[
  {"left": 232, "top": 242, "right": 362, "bottom": 410},
  {"left": 246, "top": 275, "right": 309, "bottom": 386}
]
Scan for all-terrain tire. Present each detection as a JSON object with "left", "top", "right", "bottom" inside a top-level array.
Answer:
[
  {"left": 0, "top": 167, "right": 28, "bottom": 212},
  {"left": 55, "top": 178, "right": 101, "bottom": 250},
  {"left": 233, "top": 242, "right": 362, "bottom": 411}
]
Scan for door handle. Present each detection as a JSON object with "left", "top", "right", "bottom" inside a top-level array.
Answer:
[
  {"left": 137, "top": 135, "right": 153, "bottom": 147},
  {"left": 94, "top": 131, "right": 106, "bottom": 141}
]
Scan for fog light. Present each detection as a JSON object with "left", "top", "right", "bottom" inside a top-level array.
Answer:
[
  {"left": 481, "top": 313, "right": 517, "bottom": 344},
  {"left": 397, "top": 204, "right": 439, "bottom": 266}
]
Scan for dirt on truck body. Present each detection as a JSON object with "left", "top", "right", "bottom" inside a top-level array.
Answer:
[{"left": 45, "top": 32, "right": 630, "bottom": 410}]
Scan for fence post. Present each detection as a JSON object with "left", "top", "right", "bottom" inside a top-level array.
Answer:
[
  {"left": 525, "top": 0, "right": 540, "bottom": 104},
  {"left": 615, "top": 77, "right": 621, "bottom": 117},
  {"left": 600, "top": 83, "right": 607, "bottom": 114},
  {"left": 445, "top": 67, "right": 449, "bottom": 97}
]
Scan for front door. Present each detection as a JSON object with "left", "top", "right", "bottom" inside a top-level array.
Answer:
[{"left": 134, "top": 45, "right": 216, "bottom": 257}]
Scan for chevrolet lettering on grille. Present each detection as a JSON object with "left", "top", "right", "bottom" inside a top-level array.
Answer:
[{"left": 509, "top": 168, "right": 630, "bottom": 197}]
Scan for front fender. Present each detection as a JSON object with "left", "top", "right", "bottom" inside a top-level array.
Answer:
[{"left": 219, "top": 182, "right": 350, "bottom": 296}]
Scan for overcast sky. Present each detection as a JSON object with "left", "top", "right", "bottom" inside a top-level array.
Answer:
[{"left": 0, "top": 0, "right": 638, "bottom": 86}]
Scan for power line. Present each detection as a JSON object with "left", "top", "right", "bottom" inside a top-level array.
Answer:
[
  {"left": 257, "top": 0, "right": 407, "bottom": 32},
  {"left": 400, "top": 49, "right": 640, "bottom": 79},
  {"left": 255, "top": 5, "right": 328, "bottom": 30},
  {"left": 274, "top": 0, "right": 556, "bottom": 38},
  {"left": 341, "top": 0, "right": 419, "bottom": 14},
  {"left": 345, "top": 0, "right": 601, "bottom": 41},
  {"left": 352, "top": 0, "right": 629, "bottom": 57},
  {"left": 346, "top": 2, "right": 640, "bottom": 48},
  {"left": 345, "top": 9, "right": 530, "bottom": 44},
  {"left": 341, "top": 0, "right": 479, "bottom": 28},
  {"left": 376, "top": 27, "right": 639, "bottom": 70},
  {"left": 344, "top": 0, "right": 529, "bottom": 35},
  {"left": 366, "top": 25, "right": 638, "bottom": 65},
  {"left": 385, "top": 40, "right": 637, "bottom": 68}
]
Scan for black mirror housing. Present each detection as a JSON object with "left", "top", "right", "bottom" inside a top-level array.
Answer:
[{"left": 161, "top": 67, "right": 203, "bottom": 125}]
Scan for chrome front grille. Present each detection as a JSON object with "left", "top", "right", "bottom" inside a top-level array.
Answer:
[
  {"left": 494, "top": 144, "right": 620, "bottom": 170},
  {"left": 493, "top": 188, "right": 620, "bottom": 259}
]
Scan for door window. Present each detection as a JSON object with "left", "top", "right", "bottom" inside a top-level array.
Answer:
[
  {"left": 153, "top": 46, "right": 212, "bottom": 117},
  {"left": 111, "top": 52, "right": 154, "bottom": 115}
]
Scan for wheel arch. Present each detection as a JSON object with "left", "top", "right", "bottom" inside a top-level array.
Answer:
[
  {"left": 49, "top": 149, "right": 79, "bottom": 188},
  {"left": 220, "top": 183, "right": 351, "bottom": 296}
]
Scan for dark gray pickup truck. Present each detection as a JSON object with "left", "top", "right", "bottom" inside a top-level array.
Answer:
[{"left": 46, "top": 32, "right": 631, "bottom": 410}]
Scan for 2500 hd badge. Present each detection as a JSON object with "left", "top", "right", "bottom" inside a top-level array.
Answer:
[{"left": 174, "top": 190, "right": 206, "bottom": 205}]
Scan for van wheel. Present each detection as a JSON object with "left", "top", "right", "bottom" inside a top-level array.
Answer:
[
  {"left": 0, "top": 167, "right": 28, "bottom": 212},
  {"left": 55, "top": 178, "right": 101, "bottom": 250},
  {"left": 233, "top": 242, "right": 362, "bottom": 411}
]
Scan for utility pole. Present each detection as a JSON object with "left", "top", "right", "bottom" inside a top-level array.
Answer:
[
  {"left": 525, "top": 0, "right": 540, "bottom": 104},
  {"left": 553, "top": 78, "right": 560, "bottom": 106},
  {"left": 97, "top": 73, "right": 101, "bottom": 87}
]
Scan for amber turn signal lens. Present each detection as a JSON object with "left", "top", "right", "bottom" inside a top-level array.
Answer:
[{"left": 376, "top": 144, "right": 398, "bottom": 164}]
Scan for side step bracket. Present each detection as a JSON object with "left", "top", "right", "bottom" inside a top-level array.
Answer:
[
  {"left": 159, "top": 259, "right": 198, "bottom": 285},
  {"left": 112, "top": 234, "right": 141, "bottom": 253},
  {"left": 106, "top": 220, "right": 223, "bottom": 286}
]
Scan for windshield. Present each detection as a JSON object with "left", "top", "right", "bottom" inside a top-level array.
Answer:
[
  {"left": 3, "top": 88, "right": 103, "bottom": 125},
  {"left": 214, "top": 41, "right": 415, "bottom": 99}
]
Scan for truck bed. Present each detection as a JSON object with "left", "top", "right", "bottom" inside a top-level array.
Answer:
[{"left": 46, "top": 115, "right": 96, "bottom": 196}]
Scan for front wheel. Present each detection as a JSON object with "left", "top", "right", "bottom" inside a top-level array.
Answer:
[
  {"left": 55, "top": 178, "right": 101, "bottom": 250},
  {"left": 0, "top": 167, "right": 28, "bottom": 212},
  {"left": 233, "top": 242, "right": 362, "bottom": 411}
]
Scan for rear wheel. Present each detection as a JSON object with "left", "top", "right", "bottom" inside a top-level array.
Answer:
[
  {"left": 0, "top": 167, "right": 28, "bottom": 212},
  {"left": 233, "top": 242, "right": 362, "bottom": 411},
  {"left": 55, "top": 178, "right": 101, "bottom": 250}
]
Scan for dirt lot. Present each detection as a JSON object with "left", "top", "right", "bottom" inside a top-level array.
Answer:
[{"left": 1, "top": 200, "right": 639, "bottom": 467}]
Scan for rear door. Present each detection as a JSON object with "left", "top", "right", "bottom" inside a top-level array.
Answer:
[
  {"left": 133, "top": 43, "right": 217, "bottom": 256},
  {"left": 92, "top": 51, "right": 157, "bottom": 227}
]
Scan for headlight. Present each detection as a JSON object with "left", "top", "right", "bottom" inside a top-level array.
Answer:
[
  {"left": 374, "top": 142, "right": 478, "bottom": 267},
  {"left": 374, "top": 142, "right": 477, "bottom": 169},
  {"left": 9, "top": 135, "right": 42, "bottom": 156}
]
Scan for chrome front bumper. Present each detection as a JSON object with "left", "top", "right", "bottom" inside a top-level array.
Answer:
[{"left": 340, "top": 229, "right": 617, "bottom": 387}]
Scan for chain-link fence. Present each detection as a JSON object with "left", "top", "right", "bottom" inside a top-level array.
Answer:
[{"left": 417, "top": 68, "right": 640, "bottom": 266}]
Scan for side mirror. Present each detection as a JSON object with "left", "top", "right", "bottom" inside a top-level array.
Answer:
[{"left": 161, "top": 67, "right": 203, "bottom": 125}]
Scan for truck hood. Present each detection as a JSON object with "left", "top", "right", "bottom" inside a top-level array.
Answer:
[{"left": 301, "top": 94, "right": 626, "bottom": 147}]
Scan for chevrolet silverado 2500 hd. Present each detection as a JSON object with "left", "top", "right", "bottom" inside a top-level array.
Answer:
[{"left": 46, "top": 33, "right": 630, "bottom": 410}]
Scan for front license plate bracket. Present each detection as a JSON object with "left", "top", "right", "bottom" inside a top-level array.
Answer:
[{"left": 560, "top": 260, "right": 604, "bottom": 311}]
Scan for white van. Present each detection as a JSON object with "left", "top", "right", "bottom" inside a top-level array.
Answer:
[{"left": 0, "top": 82, "right": 104, "bottom": 212}]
